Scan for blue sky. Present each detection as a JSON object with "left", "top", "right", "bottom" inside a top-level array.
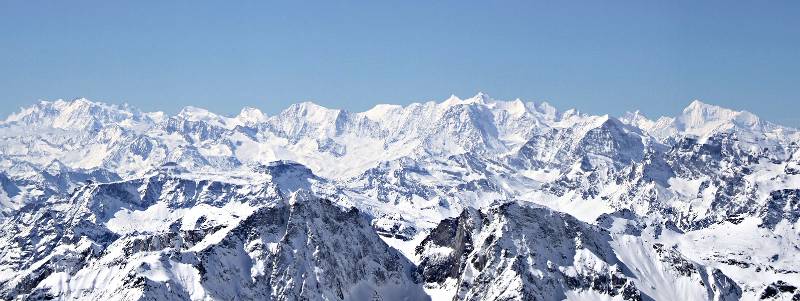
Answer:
[{"left": 1, "top": 1, "right": 798, "bottom": 125}]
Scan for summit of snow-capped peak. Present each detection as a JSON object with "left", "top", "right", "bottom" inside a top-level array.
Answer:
[
  {"left": 439, "top": 92, "right": 491, "bottom": 108},
  {"left": 439, "top": 94, "right": 464, "bottom": 107},
  {"left": 177, "top": 105, "right": 217, "bottom": 120},
  {"left": 266, "top": 101, "right": 344, "bottom": 142},
  {"left": 3, "top": 98, "right": 142, "bottom": 129},
  {"left": 235, "top": 106, "right": 267, "bottom": 124},
  {"left": 620, "top": 110, "right": 647, "bottom": 123},
  {"left": 677, "top": 99, "right": 800, "bottom": 145},
  {"left": 625, "top": 99, "right": 799, "bottom": 145},
  {"left": 468, "top": 91, "right": 491, "bottom": 104},
  {"left": 177, "top": 105, "right": 240, "bottom": 129},
  {"left": 535, "top": 101, "right": 558, "bottom": 118},
  {"left": 676, "top": 100, "right": 760, "bottom": 134},
  {"left": 278, "top": 101, "right": 340, "bottom": 122},
  {"left": 619, "top": 110, "right": 658, "bottom": 131},
  {"left": 489, "top": 98, "right": 528, "bottom": 117},
  {"left": 559, "top": 108, "right": 581, "bottom": 120},
  {"left": 361, "top": 103, "right": 403, "bottom": 121},
  {"left": 569, "top": 114, "right": 613, "bottom": 135},
  {"left": 286, "top": 101, "right": 333, "bottom": 112}
]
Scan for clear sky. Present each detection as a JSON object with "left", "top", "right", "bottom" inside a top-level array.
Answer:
[{"left": 1, "top": 1, "right": 798, "bottom": 126}]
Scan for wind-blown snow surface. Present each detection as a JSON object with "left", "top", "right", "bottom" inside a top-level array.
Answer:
[{"left": 0, "top": 95, "right": 799, "bottom": 300}]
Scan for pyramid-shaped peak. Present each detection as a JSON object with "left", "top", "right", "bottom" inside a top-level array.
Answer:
[
  {"left": 674, "top": 99, "right": 767, "bottom": 137},
  {"left": 275, "top": 101, "right": 342, "bottom": 127},
  {"left": 440, "top": 94, "right": 464, "bottom": 106},
  {"left": 466, "top": 92, "right": 491, "bottom": 104},
  {"left": 679, "top": 100, "right": 760, "bottom": 122},
  {"left": 473, "top": 91, "right": 491, "bottom": 101},
  {"left": 679, "top": 100, "right": 753, "bottom": 123},
  {"left": 683, "top": 99, "right": 730, "bottom": 113}
]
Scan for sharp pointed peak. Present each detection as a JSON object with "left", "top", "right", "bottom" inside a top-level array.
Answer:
[
  {"left": 278, "top": 101, "right": 342, "bottom": 123},
  {"left": 466, "top": 91, "right": 492, "bottom": 104},
  {"left": 440, "top": 94, "right": 463, "bottom": 106},
  {"left": 508, "top": 97, "right": 526, "bottom": 107},
  {"left": 472, "top": 91, "right": 490, "bottom": 100}
]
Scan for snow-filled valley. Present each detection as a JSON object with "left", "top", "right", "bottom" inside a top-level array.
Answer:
[{"left": 0, "top": 94, "right": 798, "bottom": 300}]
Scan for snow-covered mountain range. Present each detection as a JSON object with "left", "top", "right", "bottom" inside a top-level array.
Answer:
[{"left": 0, "top": 94, "right": 798, "bottom": 300}]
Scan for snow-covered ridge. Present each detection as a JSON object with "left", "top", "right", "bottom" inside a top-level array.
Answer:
[
  {"left": 7, "top": 95, "right": 794, "bottom": 140},
  {"left": 1, "top": 93, "right": 573, "bottom": 181},
  {"left": 620, "top": 99, "right": 798, "bottom": 144},
  {"left": 3, "top": 94, "right": 795, "bottom": 181}
]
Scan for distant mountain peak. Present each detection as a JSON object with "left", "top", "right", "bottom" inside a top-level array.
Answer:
[
  {"left": 676, "top": 99, "right": 762, "bottom": 137},
  {"left": 236, "top": 106, "right": 267, "bottom": 124},
  {"left": 290, "top": 101, "right": 333, "bottom": 111},
  {"left": 470, "top": 91, "right": 491, "bottom": 103},
  {"left": 178, "top": 105, "right": 215, "bottom": 118},
  {"left": 440, "top": 92, "right": 491, "bottom": 107}
]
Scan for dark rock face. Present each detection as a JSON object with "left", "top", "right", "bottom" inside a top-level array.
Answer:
[
  {"left": 576, "top": 119, "right": 645, "bottom": 165},
  {"left": 416, "top": 203, "right": 642, "bottom": 301},
  {"left": 596, "top": 209, "right": 643, "bottom": 236},
  {"left": 760, "top": 281, "right": 798, "bottom": 300},
  {"left": 760, "top": 189, "right": 800, "bottom": 229},
  {"left": 415, "top": 210, "right": 476, "bottom": 284},
  {"left": 317, "top": 137, "right": 347, "bottom": 157},
  {"left": 193, "top": 197, "right": 426, "bottom": 301},
  {"left": 710, "top": 269, "right": 743, "bottom": 301},
  {"left": 0, "top": 172, "right": 428, "bottom": 301},
  {"left": 650, "top": 244, "right": 742, "bottom": 301}
]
